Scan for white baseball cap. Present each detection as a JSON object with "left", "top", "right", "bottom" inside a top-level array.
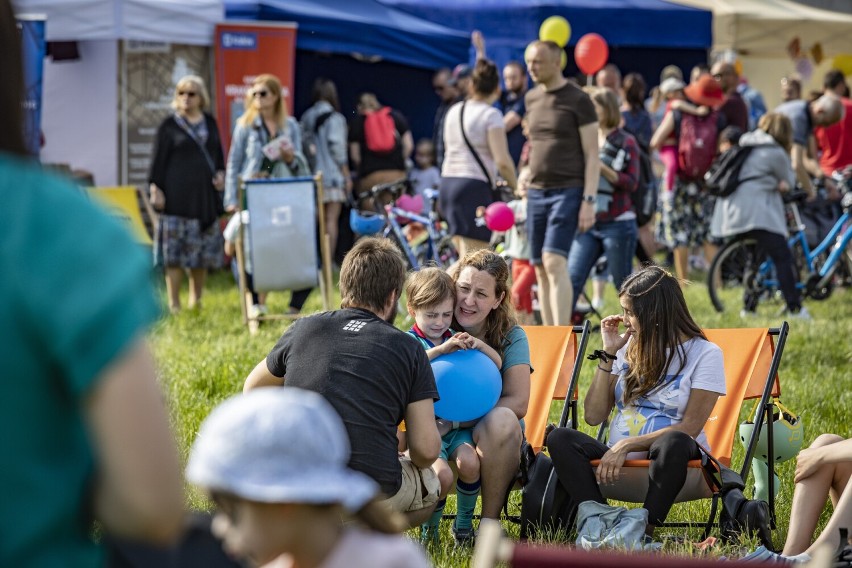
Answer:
[
  {"left": 187, "top": 388, "right": 378, "bottom": 512},
  {"left": 660, "top": 77, "right": 686, "bottom": 95}
]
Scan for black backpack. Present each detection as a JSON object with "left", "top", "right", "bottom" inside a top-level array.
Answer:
[
  {"left": 634, "top": 142, "right": 658, "bottom": 227},
  {"left": 703, "top": 144, "right": 765, "bottom": 197},
  {"left": 518, "top": 435, "right": 577, "bottom": 540}
]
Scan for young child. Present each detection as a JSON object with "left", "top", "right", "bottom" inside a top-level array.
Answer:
[
  {"left": 404, "top": 267, "right": 501, "bottom": 545},
  {"left": 408, "top": 139, "right": 441, "bottom": 201},
  {"left": 186, "top": 388, "right": 430, "bottom": 568},
  {"left": 503, "top": 167, "right": 536, "bottom": 325}
]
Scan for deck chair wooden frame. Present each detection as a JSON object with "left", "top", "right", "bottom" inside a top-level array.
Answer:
[
  {"left": 589, "top": 324, "right": 790, "bottom": 537},
  {"left": 235, "top": 174, "right": 334, "bottom": 334}
]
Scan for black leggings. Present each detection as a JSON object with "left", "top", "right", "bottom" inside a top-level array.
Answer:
[
  {"left": 743, "top": 229, "right": 801, "bottom": 312},
  {"left": 547, "top": 428, "right": 701, "bottom": 526}
]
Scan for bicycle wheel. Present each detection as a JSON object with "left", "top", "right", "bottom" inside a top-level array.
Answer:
[{"left": 707, "top": 237, "right": 765, "bottom": 313}]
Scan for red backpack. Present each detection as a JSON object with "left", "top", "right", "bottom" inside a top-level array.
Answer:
[
  {"left": 363, "top": 107, "right": 398, "bottom": 154},
  {"left": 675, "top": 110, "right": 720, "bottom": 182}
]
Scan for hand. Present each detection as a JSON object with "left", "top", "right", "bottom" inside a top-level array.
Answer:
[
  {"left": 777, "top": 180, "right": 791, "bottom": 193},
  {"left": 149, "top": 184, "right": 165, "bottom": 211},
  {"left": 344, "top": 176, "right": 353, "bottom": 194},
  {"left": 596, "top": 442, "right": 629, "bottom": 485},
  {"left": 471, "top": 30, "right": 485, "bottom": 56},
  {"left": 794, "top": 446, "right": 826, "bottom": 483},
  {"left": 225, "top": 204, "right": 237, "bottom": 214},
  {"left": 452, "top": 332, "right": 477, "bottom": 350},
  {"left": 279, "top": 144, "right": 295, "bottom": 164},
  {"left": 440, "top": 335, "right": 466, "bottom": 354},
  {"left": 600, "top": 314, "right": 631, "bottom": 353},
  {"left": 212, "top": 171, "right": 225, "bottom": 191},
  {"left": 696, "top": 105, "right": 710, "bottom": 117},
  {"left": 578, "top": 201, "right": 596, "bottom": 233}
]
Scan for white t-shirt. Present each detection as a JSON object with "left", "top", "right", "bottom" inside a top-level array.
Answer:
[
  {"left": 441, "top": 100, "right": 504, "bottom": 183},
  {"left": 264, "top": 528, "right": 430, "bottom": 568},
  {"left": 223, "top": 210, "right": 251, "bottom": 273},
  {"left": 608, "top": 337, "right": 726, "bottom": 456}
]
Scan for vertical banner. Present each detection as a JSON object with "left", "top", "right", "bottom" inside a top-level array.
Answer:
[
  {"left": 17, "top": 14, "right": 46, "bottom": 158},
  {"left": 214, "top": 22, "right": 297, "bottom": 153},
  {"left": 120, "top": 41, "right": 212, "bottom": 187}
]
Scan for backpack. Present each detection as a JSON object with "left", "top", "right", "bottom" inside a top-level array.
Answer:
[
  {"left": 634, "top": 142, "right": 658, "bottom": 226},
  {"left": 674, "top": 109, "right": 721, "bottom": 182},
  {"left": 303, "top": 110, "right": 334, "bottom": 172},
  {"left": 703, "top": 145, "right": 764, "bottom": 197},
  {"left": 518, "top": 436, "right": 577, "bottom": 540},
  {"left": 363, "top": 106, "right": 397, "bottom": 154},
  {"left": 596, "top": 130, "right": 629, "bottom": 214}
]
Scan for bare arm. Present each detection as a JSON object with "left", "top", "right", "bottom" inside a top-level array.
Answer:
[
  {"left": 243, "top": 358, "right": 285, "bottom": 393},
  {"left": 404, "top": 398, "right": 441, "bottom": 468},
  {"left": 580, "top": 122, "right": 600, "bottom": 198},
  {"left": 223, "top": 239, "right": 236, "bottom": 257},
  {"left": 583, "top": 367, "right": 617, "bottom": 426},
  {"left": 473, "top": 339, "right": 502, "bottom": 370},
  {"left": 795, "top": 437, "right": 852, "bottom": 483},
  {"left": 791, "top": 143, "right": 816, "bottom": 197},
  {"left": 401, "top": 131, "right": 414, "bottom": 161},
  {"left": 503, "top": 111, "right": 522, "bottom": 132},
  {"left": 497, "top": 363, "right": 530, "bottom": 420},
  {"left": 486, "top": 127, "right": 517, "bottom": 190},
  {"left": 650, "top": 112, "right": 675, "bottom": 151},
  {"left": 85, "top": 338, "right": 184, "bottom": 544},
  {"left": 472, "top": 30, "right": 486, "bottom": 60},
  {"left": 670, "top": 99, "right": 708, "bottom": 116},
  {"left": 349, "top": 142, "right": 361, "bottom": 172}
]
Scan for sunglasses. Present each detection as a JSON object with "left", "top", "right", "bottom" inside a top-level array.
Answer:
[
  {"left": 178, "top": 91, "right": 197, "bottom": 97},
  {"left": 252, "top": 90, "right": 269, "bottom": 98}
]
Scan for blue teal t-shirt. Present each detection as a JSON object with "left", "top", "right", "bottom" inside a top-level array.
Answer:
[
  {"left": 0, "top": 153, "right": 160, "bottom": 567},
  {"left": 501, "top": 325, "right": 531, "bottom": 374}
]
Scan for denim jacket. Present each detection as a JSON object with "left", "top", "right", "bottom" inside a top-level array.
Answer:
[{"left": 224, "top": 115, "right": 304, "bottom": 209}]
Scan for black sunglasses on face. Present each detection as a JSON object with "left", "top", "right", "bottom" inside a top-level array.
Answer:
[
  {"left": 252, "top": 90, "right": 269, "bottom": 98},
  {"left": 178, "top": 91, "right": 197, "bottom": 97}
]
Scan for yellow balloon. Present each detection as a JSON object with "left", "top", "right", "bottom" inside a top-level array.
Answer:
[
  {"left": 734, "top": 58, "right": 743, "bottom": 77},
  {"left": 539, "top": 16, "right": 571, "bottom": 48},
  {"left": 560, "top": 49, "right": 567, "bottom": 70},
  {"left": 832, "top": 54, "right": 852, "bottom": 77}
]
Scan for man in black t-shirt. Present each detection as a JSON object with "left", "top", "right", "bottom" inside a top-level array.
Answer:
[{"left": 243, "top": 237, "right": 441, "bottom": 527}]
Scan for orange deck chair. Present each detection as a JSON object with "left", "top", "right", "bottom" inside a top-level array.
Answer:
[
  {"left": 589, "top": 324, "right": 789, "bottom": 536},
  {"left": 521, "top": 321, "right": 592, "bottom": 452}
]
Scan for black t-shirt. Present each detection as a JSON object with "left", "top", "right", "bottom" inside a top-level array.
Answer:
[
  {"left": 266, "top": 308, "right": 438, "bottom": 495},
  {"left": 348, "top": 108, "right": 410, "bottom": 177}
]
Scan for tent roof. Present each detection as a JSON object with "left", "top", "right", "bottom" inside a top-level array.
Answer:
[
  {"left": 225, "top": 0, "right": 471, "bottom": 69},
  {"left": 12, "top": 0, "right": 224, "bottom": 45},
  {"left": 379, "top": 0, "right": 712, "bottom": 50},
  {"left": 667, "top": 0, "right": 852, "bottom": 57}
]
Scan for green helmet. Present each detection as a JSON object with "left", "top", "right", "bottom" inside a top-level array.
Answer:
[{"left": 738, "top": 402, "right": 803, "bottom": 463}]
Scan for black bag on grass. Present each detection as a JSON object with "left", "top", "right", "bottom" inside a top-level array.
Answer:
[{"left": 518, "top": 433, "right": 577, "bottom": 540}]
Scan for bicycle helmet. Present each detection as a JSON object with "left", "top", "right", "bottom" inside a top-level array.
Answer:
[
  {"left": 349, "top": 209, "right": 385, "bottom": 235},
  {"left": 738, "top": 400, "right": 803, "bottom": 463}
]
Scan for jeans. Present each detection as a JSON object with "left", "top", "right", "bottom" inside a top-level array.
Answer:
[
  {"left": 547, "top": 428, "right": 701, "bottom": 526},
  {"left": 567, "top": 218, "right": 638, "bottom": 311}
]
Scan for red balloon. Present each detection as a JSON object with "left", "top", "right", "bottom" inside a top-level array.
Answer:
[{"left": 574, "top": 33, "right": 609, "bottom": 76}]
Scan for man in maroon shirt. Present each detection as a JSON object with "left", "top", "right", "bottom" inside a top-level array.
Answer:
[{"left": 711, "top": 61, "right": 748, "bottom": 131}]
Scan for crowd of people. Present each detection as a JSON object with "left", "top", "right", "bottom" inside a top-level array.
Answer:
[{"left": 5, "top": 0, "right": 852, "bottom": 563}]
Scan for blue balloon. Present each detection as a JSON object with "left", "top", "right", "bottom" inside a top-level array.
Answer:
[{"left": 431, "top": 349, "right": 502, "bottom": 422}]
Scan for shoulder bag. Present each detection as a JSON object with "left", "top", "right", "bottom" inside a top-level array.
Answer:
[{"left": 459, "top": 101, "right": 513, "bottom": 202}]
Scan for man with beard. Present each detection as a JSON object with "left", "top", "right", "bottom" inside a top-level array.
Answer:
[
  {"left": 243, "top": 237, "right": 441, "bottom": 528},
  {"left": 499, "top": 61, "right": 529, "bottom": 167},
  {"left": 433, "top": 67, "right": 459, "bottom": 168}
]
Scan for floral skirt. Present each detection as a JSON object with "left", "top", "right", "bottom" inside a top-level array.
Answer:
[{"left": 154, "top": 215, "right": 223, "bottom": 269}]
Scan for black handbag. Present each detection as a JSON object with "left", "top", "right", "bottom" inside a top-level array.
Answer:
[
  {"left": 700, "top": 448, "right": 773, "bottom": 548},
  {"left": 459, "top": 101, "right": 513, "bottom": 203}
]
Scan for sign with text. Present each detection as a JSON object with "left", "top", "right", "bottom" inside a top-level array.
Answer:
[
  {"left": 17, "top": 14, "right": 46, "bottom": 158},
  {"left": 214, "top": 22, "right": 297, "bottom": 154}
]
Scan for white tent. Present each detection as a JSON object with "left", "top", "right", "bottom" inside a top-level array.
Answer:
[
  {"left": 667, "top": 0, "right": 852, "bottom": 108},
  {"left": 12, "top": 0, "right": 223, "bottom": 186},
  {"left": 12, "top": 0, "right": 223, "bottom": 45}
]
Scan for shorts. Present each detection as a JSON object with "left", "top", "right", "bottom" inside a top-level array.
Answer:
[
  {"left": 439, "top": 427, "right": 476, "bottom": 462},
  {"left": 527, "top": 186, "right": 583, "bottom": 264},
  {"left": 660, "top": 180, "right": 716, "bottom": 249},
  {"left": 154, "top": 214, "right": 223, "bottom": 269},
  {"left": 380, "top": 457, "right": 440, "bottom": 513}
]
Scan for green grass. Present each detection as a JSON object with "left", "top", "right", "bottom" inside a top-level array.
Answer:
[{"left": 149, "top": 267, "right": 852, "bottom": 567}]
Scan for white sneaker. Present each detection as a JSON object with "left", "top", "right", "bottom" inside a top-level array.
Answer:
[
  {"left": 249, "top": 304, "right": 265, "bottom": 319},
  {"left": 740, "top": 309, "right": 757, "bottom": 318},
  {"left": 591, "top": 298, "right": 605, "bottom": 311},
  {"left": 787, "top": 306, "right": 812, "bottom": 321}
]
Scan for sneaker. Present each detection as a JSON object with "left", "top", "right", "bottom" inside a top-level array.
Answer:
[
  {"left": 452, "top": 524, "right": 476, "bottom": 546},
  {"left": 788, "top": 306, "right": 812, "bottom": 320},
  {"left": 740, "top": 309, "right": 757, "bottom": 318},
  {"left": 575, "top": 298, "right": 592, "bottom": 312},
  {"left": 591, "top": 298, "right": 605, "bottom": 312},
  {"left": 739, "top": 545, "right": 809, "bottom": 564}
]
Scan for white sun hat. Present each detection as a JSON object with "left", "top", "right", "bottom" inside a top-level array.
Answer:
[{"left": 186, "top": 388, "right": 378, "bottom": 512}]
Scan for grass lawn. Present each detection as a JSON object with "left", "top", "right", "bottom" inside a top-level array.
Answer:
[{"left": 150, "top": 267, "right": 851, "bottom": 567}]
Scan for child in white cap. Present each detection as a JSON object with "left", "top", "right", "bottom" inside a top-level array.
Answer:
[{"left": 187, "top": 388, "right": 431, "bottom": 568}]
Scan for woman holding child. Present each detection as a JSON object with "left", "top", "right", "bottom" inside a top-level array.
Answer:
[{"left": 547, "top": 265, "right": 726, "bottom": 540}]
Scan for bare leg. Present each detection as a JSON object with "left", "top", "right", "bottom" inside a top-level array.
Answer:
[
  {"left": 432, "top": 458, "right": 455, "bottom": 499},
  {"left": 404, "top": 503, "right": 437, "bottom": 528},
  {"left": 592, "top": 277, "right": 606, "bottom": 309},
  {"left": 455, "top": 444, "right": 480, "bottom": 485},
  {"left": 785, "top": 434, "right": 852, "bottom": 555},
  {"left": 188, "top": 268, "right": 207, "bottom": 309},
  {"left": 637, "top": 222, "right": 658, "bottom": 260},
  {"left": 165, "top": 267, "right": 183, "bottom": 313},
  {"left": 324, "top": 201, "right": 342, "bottom": 257},
  {"left": 542, "top": 252, "right": 572, "bottom": 325},
  {"left": 534, "top": 264, "right": 551, "bottom": 325},
  {"left": 474, "top": 407, "right": 522, "bottom": 519},
  {"left": 673, "top": 246, "right": 689, "bottom": 282},
  {"left": 805, "top": 479, "right": 852, "bottom": 556},
  {"left": 703, "top": 242, "right": 718, "bottom": 271}
]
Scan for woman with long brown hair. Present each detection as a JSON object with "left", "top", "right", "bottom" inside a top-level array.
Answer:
[{"left": 547, "top": 265, "right": 726, "bottom": 540}]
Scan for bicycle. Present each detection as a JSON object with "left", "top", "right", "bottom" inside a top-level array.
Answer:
[
  {"left": 707, "top": 174, "right": 852, "bottom": 314},
  {"left": 351, "top": 178, "right": 458, "bottom": 270}
]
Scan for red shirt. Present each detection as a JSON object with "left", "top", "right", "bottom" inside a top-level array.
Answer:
[{"left": 815, "top": 97, "right": 852, "bottom": 176}]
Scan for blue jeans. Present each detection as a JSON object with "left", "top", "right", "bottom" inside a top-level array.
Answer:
[
  {"left": 527, "top": 187, "right": 583, "bottom": 264},
  {"left": 567, "top": 218, "right": 638, "bottom": 311}
]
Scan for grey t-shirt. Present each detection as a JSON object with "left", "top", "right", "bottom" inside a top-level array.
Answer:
[{"left": 775, "top": 99, "right": 812, "bottom": 146}]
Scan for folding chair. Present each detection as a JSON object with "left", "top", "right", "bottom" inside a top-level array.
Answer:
[
  {"left": 589, "top": 324, "right": 790, "bottom": 537},
  {"left": 521, "top": 322, "right": 592, "bottom": 452}
]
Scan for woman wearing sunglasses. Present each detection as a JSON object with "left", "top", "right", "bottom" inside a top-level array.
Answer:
[{"left": 149, "top": 74, "right": 226, "bottom": 314}]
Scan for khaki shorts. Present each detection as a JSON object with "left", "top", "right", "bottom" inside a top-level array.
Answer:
[{"left": 381, "top": 457, "right": 440, "bottom": 513}]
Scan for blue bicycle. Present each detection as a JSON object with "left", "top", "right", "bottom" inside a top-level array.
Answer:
[
  {"left": 707, "top": 176, "right": 852, "bottom": 313},
  {"left": 350, "top": 178, "right": 458, "bottom": 270}
]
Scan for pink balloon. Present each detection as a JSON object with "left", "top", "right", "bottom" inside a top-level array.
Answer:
[
  {"left": 396, "top": 193, "right": 424, "bottom": 214},
  {"left": 575, "top": 33, "right": 609, "bottom": 76},
  {"left": 484, "top": 202, "right": 515, "bottom": 232}
]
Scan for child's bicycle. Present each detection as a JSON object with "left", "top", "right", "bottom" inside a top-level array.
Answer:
[
  {"left": 350, "top": 178, "right": 458, "bottom": 270},
  {"left": 707, "top": 173, "right": 852, "bottom": 314}
]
